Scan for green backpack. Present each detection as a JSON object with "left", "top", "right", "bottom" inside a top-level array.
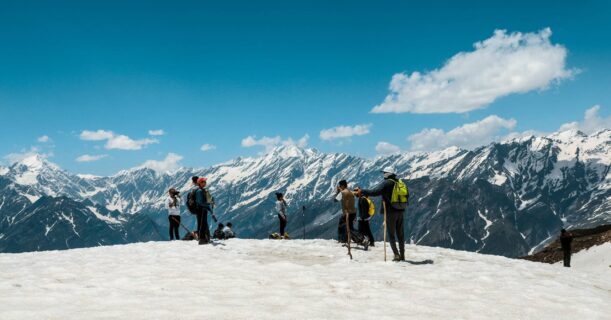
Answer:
[{"left": 390, "top": 179, "right": 409, "bottom": 210}]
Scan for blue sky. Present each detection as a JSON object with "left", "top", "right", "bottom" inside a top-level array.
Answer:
[{"left": 0, "top": 0, "right": 610, "bottom": 175}]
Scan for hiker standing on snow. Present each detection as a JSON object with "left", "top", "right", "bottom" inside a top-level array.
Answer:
[
  {"left": 276, "top": 193, "right": 288, "bottom": 239},
  {"left": 356, "top": 167, "right": 409, "bottom": 261},
  {"left": 167, "top": 188, "right": 182, "bottom": 240},
  {"left": 560, "top": 229, "right": 574, "bottom": 267},
  {"left": 195, "top": 177, "right": 216, "bottom": 245},
  {"left": 354, "top": 188, "right": 375, "bottom": 247},
  {"left": 335, "top": 180, "right": 357, "bottom": 243}
]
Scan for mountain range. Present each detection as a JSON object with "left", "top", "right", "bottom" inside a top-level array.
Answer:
[{"left": 1, "top": 129, "right": 609, "bottom": 257}]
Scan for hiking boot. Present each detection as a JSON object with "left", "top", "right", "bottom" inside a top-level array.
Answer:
[{"left": 392, "top": 254, "right": 401, "bottom": 262}]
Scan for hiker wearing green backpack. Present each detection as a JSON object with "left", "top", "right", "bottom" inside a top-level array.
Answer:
[
  {"left": 356, "top": 166, "right": 409, "bottom": 261},
  {"left": 354, "top": 188, "right": 375, "bottom": 247}
]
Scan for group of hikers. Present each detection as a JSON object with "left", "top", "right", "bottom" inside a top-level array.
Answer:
[
  {"left": 163, "top": 166, "right": 582, "bottom": 266},
  {"left": 166, "top": 176, "right": 235, "bottom": 244},
  {"left": 272, "top": 166, "right": 409, "bottom": 262},
  {"left": 163, "top": 166, "right": 410, "bottom": 262}
]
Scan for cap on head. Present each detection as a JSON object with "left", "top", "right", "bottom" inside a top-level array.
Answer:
[
  {"left": 381, "top": 166, "right": 396, "bottom": 175},
  {"left": 197, "top": 177, "right": 207, "bottom": 184}
]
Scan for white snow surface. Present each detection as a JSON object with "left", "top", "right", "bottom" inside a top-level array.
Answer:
[
  {"left": 0, "top": 240, "right": 609, "bottom": 320},
  {"left": 556, "top": 242, "right": 611, "bottom": 273}
]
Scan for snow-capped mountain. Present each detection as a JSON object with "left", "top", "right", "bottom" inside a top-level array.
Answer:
[{"left": 0, "top": 129, "right": 609, "bottom": 256}]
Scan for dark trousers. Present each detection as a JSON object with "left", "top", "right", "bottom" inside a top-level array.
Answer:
[
  {"left": 197, "top": 209, "right": 211, "bottom": 244},
  {"left": 358, "top": 219, "right": 375, "bottom": 245},
  {"left": 563, "top": 249, "right": 571, "bottom": 267},
  {"left": 278, "top": 214, "right": 287, "bottom": 235},
  {"left": 386, "top": 210, "right": 405, "bottom": 257},
  {"left": 168, "top": 215, "right": 180, "bottom": 240},
  {"left": 337, "top": 213, "right": 356, "bottom": 242}
]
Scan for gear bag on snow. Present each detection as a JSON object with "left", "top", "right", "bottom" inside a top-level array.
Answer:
[
  {"left": 365, "top": 198, "right": 376, "bottom": 217},
  {"left": 389, "top": 179, "right": 409, "bottom": 210}
]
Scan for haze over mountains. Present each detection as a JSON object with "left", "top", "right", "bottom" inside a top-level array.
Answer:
[{"left": 0, "top": 129, "right": 609, "bottom": 256}]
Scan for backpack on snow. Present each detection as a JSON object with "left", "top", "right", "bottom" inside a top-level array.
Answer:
[
  {"left": 365, "top": 197, "right": 376, "bottom": 217},
  {"left": 389, "top": 179, "right": 409, "bottom": 210},
  {"left": 187, "top": 189, "right": 198, "bottom": 214}
]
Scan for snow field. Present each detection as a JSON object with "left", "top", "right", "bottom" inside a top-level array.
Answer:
[{"left": 0, "top": 239, "right": 609, "bottom": 320}]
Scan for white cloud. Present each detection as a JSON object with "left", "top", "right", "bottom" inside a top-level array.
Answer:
[
  {"left": 319, "top": 124, "right": 371, "bottom": 141},
  {"left": 558, "top": 105, "right": 610, "bottom": 134},
  {"left": 75, "top": 154, "right": 108, "bottom": 162},
  {"left": 105, "top": 135, "right": 158, "bottom": 150},
  {"left": 373, "top": 28, "right": 574, "bottom": 114},
  {"left": 200, "top": 144, "right": 217, "bottom": 152},
  {"left": 241, "top": 134, "right": 309, "bottom": 153},
  {"left": 148, "top": 129, "right": 165, "bottom": 136},
  {"left": 37, "top": 135, "right": 50, "bottom": 143},
  {"left": 142, "top": 153, "right": 183, "bottom": 173},
  {"left": 376, "top": 142, "right": 402, "bottom": 155},
  {"left": 79, "top": 130, "right": 158, "bottom": 150},
  {"left": 80, "top": 130, "right": 114, "bottom": 141},
  {"left": 408, "top": 115, "right": 517, "bottom": 151}
]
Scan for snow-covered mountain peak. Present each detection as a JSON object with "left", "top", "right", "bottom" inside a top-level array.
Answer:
[
  {"left": 0, "top": 166, "right": 7, "bottom": 176},
  {"left": 10, "top": 153, "right": 58, "bottom": 171},
  {"left": 267, "top": 145, "right": 318, "bottom": 159}
]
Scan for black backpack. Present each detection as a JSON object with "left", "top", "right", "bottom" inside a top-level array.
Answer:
[{"left": 187, "top": 188, "right": 198, "bottom": 214}]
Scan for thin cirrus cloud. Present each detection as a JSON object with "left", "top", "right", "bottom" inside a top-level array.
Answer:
[
  {"left": 372, "top": 28, "right": 575, "bottom": 114},
  {"left": 79, "top": 130, "right": 158, "bottom": 150},
  {"left": 241, "top": 134, "right": 309, "bottom": 153},
  {"left": 408, "top": 115, "right": 517, "bottom": 151},
  {"left": 141, "top": 153, "right": 183, "bottom": 173},
  {"left": 75, "top": 154, "right": 108, "bottom": 163},
  {"left": 319, "top": 124, "right": 371, "bottom": 141},
  {"left": 37, "top": 135, "right": 51, "bottom": 143}
]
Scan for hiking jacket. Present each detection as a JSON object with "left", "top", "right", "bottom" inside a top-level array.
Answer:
[
  {"left": 560, "top": 233, "right": 573, "bottom": 250},
  {"left": 223, "top": 226, "right": 235, "bottom": 238},
  {"left": 361, "top": 175, "right": 405, "bottom": 213},
  {"left": 357, "top": 197, "right": 370, "bottom": 220},
  {"left": 167, "top": 196, "right": 181, "bottom": 216},
  {"left": 195, "top": 188, "right": 212, "bottom": 210},
  {"left": 335, "top": 189, "right": 357, "bottom": 215},
  {"left": 276, "top": 200, "right": 287, "bottom": 219}
]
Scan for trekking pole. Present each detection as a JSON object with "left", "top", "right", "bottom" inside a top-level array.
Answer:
[
  {"left": 383, "top": 201, "right": 388, "bottom": 262},
  {"left": 302, "top": 205, "right": 306, "bottom": 240},
  {"left": 171, "top": 216, "right": 197, "bottom": 239},
  {"left": 345, "top": 210, "right": 353, "bottom": 260}
]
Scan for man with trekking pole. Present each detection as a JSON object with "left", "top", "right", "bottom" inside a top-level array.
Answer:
[
  {"left": 356, "top": 167, "right": 409, "bottom": 262},
  {"left": 335, "top": 180, "right": 356, "bottom": 259}
]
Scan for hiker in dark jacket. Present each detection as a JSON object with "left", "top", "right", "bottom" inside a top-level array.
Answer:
[
  {"left": 335, "top": 180, "right": 357, "bottom": 243},
  {"left": 276, "top": 193, "right": 289, "bottom": 239},
  {"left": 357, "top": 167, "right": 406, "bottom": 261},
  {"left": 195, "top": 177, "right": 216, "bottom": 245},
  {"left": 354, "top": 188, "right": 375, "bottom": 247},
  {"left": 213, "top": 223, "right": 225, "bottom": 240},
  {"left": 560, "top": 229, "right": 573, "bottom": 267}
]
